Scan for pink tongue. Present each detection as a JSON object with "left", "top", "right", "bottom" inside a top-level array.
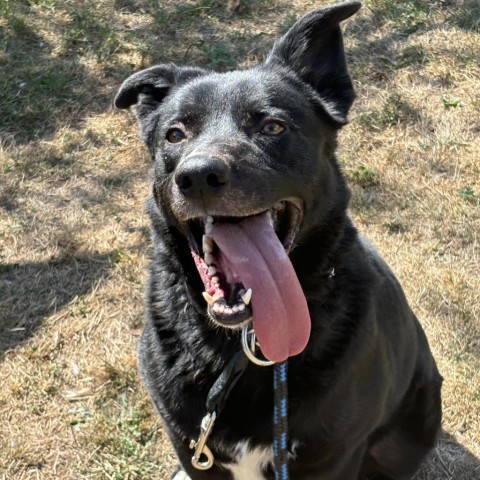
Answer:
[{"left": 210, "top": 213, "right": 311, "bottom": 362}]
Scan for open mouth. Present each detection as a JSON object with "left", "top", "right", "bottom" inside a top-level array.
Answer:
[{"left": 188, "top": 201, "right": 303, "bottom": 328}]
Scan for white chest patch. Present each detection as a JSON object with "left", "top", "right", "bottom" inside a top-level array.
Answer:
[
  {"left": 172, "top": 471, "right": 191, "bottom": 480},
  {"left": 174, "top": 439, "right": 300, "bottom": 480},
  {"left": 222, "top": 441, "right": 273, "bottom": 480}
]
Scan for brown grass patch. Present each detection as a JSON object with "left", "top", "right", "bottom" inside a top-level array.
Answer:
[{"left": 1, "top": 0, "right": 479, "bottom": 478}]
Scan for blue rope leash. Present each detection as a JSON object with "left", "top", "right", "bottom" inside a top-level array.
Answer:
[
  {"left": 240, "top": 327, "right": 290, "bottom": 479},
  {"left": 273, "top": 361, "right": 289, "bottom": 480}
]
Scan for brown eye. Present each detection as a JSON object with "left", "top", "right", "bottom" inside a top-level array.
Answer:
[
  {"left": 166, "top": 128, "right": 186, "bottom": 144},
  {"left": 261, "top": 121, "right": 286, "bottom": 136}
]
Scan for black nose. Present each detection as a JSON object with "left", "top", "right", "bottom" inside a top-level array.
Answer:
[{"left": 175, "top": 156, "right": 230, "bottom": 199}]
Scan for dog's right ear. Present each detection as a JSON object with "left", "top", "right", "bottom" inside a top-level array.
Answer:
[{"left": 114, "top": 64, "right": 207, "bottom": 146}]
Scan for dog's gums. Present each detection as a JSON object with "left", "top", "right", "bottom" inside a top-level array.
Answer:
[
  {"left": 191, "top": 219, "right": 253, "bottom": 326},
  {"left": 192, "top": 241, "right": 252, "bottom": 328},
  {"left": 188, "top": 202, "right": 302, "bottom": 329}
]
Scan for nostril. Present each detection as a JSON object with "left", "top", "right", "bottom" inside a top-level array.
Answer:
[
  {"left": 178, "top": 174, "right": 193, "bottom": 191},
  {"left": 206, "top": 173, "right": 226, "bottom": 188}
]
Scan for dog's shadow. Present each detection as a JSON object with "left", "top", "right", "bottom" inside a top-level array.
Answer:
[
  {"left": 0, "top": 253, "right": 114, "bottom": 359},
  {"left": 413, "top": 431, "right": 480, "bottom": 479}
]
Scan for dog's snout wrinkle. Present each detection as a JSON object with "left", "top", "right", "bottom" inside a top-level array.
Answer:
[{"left": 175, "top": 155, "right": 230, "bottom": 199}]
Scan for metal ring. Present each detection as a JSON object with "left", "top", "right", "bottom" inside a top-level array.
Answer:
[{"left": 241, "top": 325, "right": 275, "bottom": 367}]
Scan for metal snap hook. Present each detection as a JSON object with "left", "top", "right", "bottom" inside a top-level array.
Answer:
[
  {"left": 241, "top": 325, "right": 275, "bottom": 367},
  {"left": 190, "top": 411, "right": 216, "bottom": 470},
  {"left": 190, "top": 443, "right": 214, "bottom": 470}
]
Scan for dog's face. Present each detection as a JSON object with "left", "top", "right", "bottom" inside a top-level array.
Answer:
[
  {"left": 154, "top": 68, "right": 331, "bottom": 224},
  {"left": 115, "top": 1, "right": 361, "bottom": 361}
]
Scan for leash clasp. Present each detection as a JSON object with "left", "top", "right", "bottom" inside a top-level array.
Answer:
[{"left": 190, "top": 411, "right": 216, "bottom": 470}]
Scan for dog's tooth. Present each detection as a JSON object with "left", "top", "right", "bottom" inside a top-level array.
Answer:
[
  {"left": 202, "top": 235, "right": 213, "bottom": 254},
  {"left": 207, "top": 266, "right": 217, "bottom": 276},
  {"left": 202, "top": 292, "right": 215, "bottom": 306},
  {"left": 217, "top": 304, "right": 225, "bottom": 313},
  {"left": 204, "top": 292, "right": 223, "bottom": 309},
  {"left": 212, "top": 276, "right": 219, "bottom": 283},
  {"left": 204, "top": 216, "right": 214, "bottom": 234},
  {"left": 224, "top": 307, "right": 233, "bottom": 315},
  {"left": 232, "top": 305, "right": 239, "bottom": 313},
  {"left": 241, "top": 288, "right": 252, "bottom": 305},
  {"left": 204, "top": 252, "right": 214, "bottom": 265},
  {"left": 267, "top": 210, "right": 274, "bottom": 227},
  {"left": 238, "top": 303, "right": 246, "bottom": 311}
]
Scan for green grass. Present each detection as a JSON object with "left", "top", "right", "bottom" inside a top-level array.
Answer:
[
  {"left": 442, "top": 94, "right": 463, "bottom": 109},
  {"left": 201, "top": 41, "right": 237, "bottom": 68},
  {"left": 347, "top": 164, "right": 379, "bottom": 188},
  {"left": 458, "top": 187, "right": 480, "bottom": 205}
]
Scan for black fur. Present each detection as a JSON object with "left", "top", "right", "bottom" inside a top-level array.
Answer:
[{"left": 115, "top": 2, "right": 442, "bottom": 479}]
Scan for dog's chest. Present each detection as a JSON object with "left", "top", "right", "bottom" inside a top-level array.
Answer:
[
  {"left": 172, "top": 443, "right": 272, "bottom": 480},
  {"left": 220, "top": 441, "right": 273, "bottom": 480}
]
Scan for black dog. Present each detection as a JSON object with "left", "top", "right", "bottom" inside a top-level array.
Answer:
[{"left": 115, "top": 2, "right": 442, "bottom": 479}]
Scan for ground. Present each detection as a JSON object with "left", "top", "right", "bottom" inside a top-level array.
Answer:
[{"left": 0, "top": 0, "right": 479, "bottom": 479}]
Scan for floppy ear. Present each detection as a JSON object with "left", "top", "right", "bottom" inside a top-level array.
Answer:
[
  {"left": 114, "top": 64, "right": 207, "bottom": 144},
  {"left": 265, "top": 1, "right": 361, "bottom": 125}
]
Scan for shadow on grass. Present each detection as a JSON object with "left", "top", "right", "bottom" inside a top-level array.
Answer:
[
  {"left": 345, "top": 1, "right": 478, "bottom": 92},
  {"left": 414, "top": 431, "right": 480, "bottom": 479},
  {"left": 0, "top": 18, "right": 105, "bottom": 144},
  {"left": 0, "top": 0, "right": 286, "bottom": 145},
  {"left": 443, "top": 0, "right": 480, "bottom": 33},
  {"left": 1, "top": 0, "right": 476, "bottom": 146},
  {"left": 0, "top": 253, "right": 114, "bottom": 359}
]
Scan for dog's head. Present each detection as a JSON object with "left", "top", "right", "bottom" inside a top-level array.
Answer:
[{"left": 115, "top": 1, "right": 360, "bottom": 361}]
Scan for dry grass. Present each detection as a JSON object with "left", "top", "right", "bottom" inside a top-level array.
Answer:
[{"left": 0, "top": 0, "right": 479, "bottom": 478}]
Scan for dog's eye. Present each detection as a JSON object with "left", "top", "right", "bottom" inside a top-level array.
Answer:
[
  {"left": 166, "top": 128, "right": 186, "bottom": 144},
  {"left": 260, "top": 121, "right": 286, "bottom": 136}
]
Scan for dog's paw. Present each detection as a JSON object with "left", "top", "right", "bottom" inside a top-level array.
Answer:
[{"left": 172, "top": 470, "right": 191, "bottom": 480}]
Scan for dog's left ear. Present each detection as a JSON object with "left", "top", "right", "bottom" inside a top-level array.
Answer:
[
  {"left": 114, "top": 64, "right": 207, "bottom": 112},
  {"left": 114, "top": 64, "right": 207, "bottom": 145},
  {"left": 265, "top": 1, "right": 361, "bottom": 125}
]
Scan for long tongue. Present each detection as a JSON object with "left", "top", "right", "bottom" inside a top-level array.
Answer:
[{"left": 210, "top": 213, "right": 310, "bottom": 362}]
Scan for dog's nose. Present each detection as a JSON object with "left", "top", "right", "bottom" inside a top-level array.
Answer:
[{"left": 175, "top": 156, "right": 230, "bottom": 198}]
